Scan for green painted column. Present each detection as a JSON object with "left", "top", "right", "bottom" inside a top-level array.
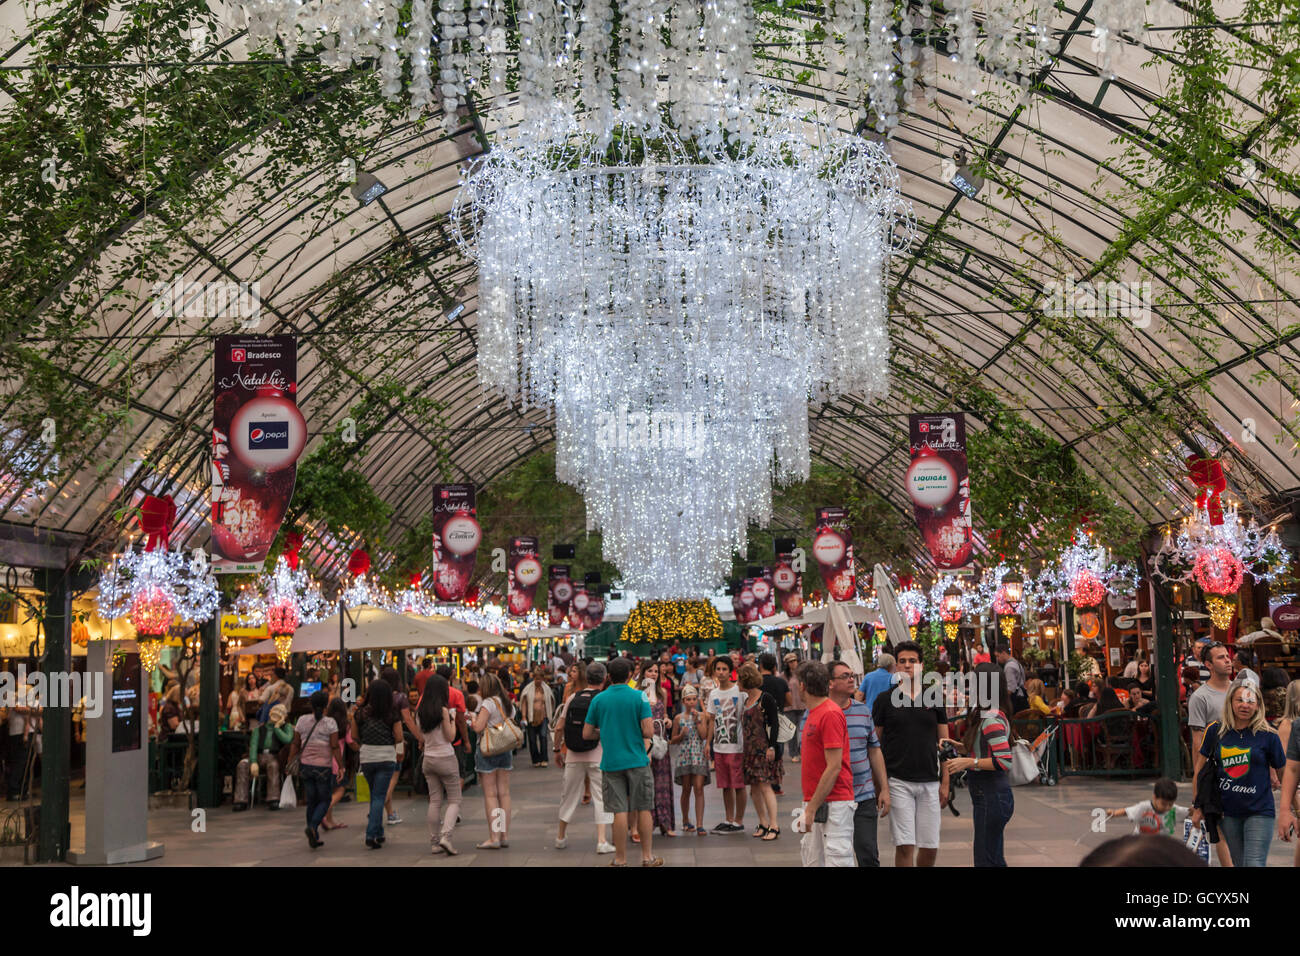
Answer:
[
  {"left": 1151, "top": 581, "right": 1183, "bottom": 779},
  {"left": 1063, "top": 601, "right": 1075, "bottom": 659},
  {"left": 197, "top": 617, "right": 220, "bottom": 808},
  {"left": 35, "top": 568, "right": 70, "bottom": 862}
]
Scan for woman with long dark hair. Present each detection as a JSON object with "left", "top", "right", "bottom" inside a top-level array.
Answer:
[
  {"left": 944, "top": 661, "right": 1015, "bottom": 866},
  {"left": 349, "top": 678, "right": 402, "bottom": 849},
  {"left": 286, "top": 689, "right": 340, "bottom": 849},
  {"left": 471, "top": 672, "right": 515, "bottom": 849},
  {"left": 379, "top": 665, "right": 420, "bottom": 826},
  {"left": 321, "top": 696, "right": 352, "bottom": 832},
  {"left": 417, "top": 674, "right": 461, "bottom": 855}
]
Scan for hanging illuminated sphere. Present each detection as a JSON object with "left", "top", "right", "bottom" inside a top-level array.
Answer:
[
  {"left": 1070, "top": 568, "right": 1106, "bottom": 609},
  {"left": 1194, "top": 546, "right": 1244, "bottom": 631},
  {"left": 267, "top": 599, "right": 300, "bottom": 637},
  {"left": 130, "top": 586, "right": 175, "bottom": 638},
  {"left": 137, "top": 638, "right": 164, "bottom": 672},
  {"left": 999, "top": 615, "right": 1018, "bottom": 641}
]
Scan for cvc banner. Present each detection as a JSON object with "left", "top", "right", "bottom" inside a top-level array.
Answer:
[
  {"left": 432, "top": 484, "right": 481, "bottom": 601},
  {"left": 813, "top": 507, "right": 855, "bottom": 601},
  {"left": 548, "top": 565, "right": 573, "bottom": 626},
  {"left": 211, "top": 335, "right": 306, "bottom": 573},
  {"left": 772, "top": 551, "right": 803, "bottom": 617},
  {"left": 507, "top": 536, "right": 543, "bottom": 615},
  {"left": 906, "top": 413, "right": 974, "bottom": 570}
]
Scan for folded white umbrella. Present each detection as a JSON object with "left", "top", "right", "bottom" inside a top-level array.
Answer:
[
  {"left": 825, "top": 600, "right": 865, "bottom": 675},
  {"left": 873, "top": 564, "right": 909, "bottom": 652}
]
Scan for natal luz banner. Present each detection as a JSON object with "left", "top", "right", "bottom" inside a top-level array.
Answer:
[
  {"left": 906, "top": 413, "right": 974, "bottom": 570},
  {"left": 211, "top": 335, "right": 305, "bottom": 573},
  {"left": 739, "top": 577, "right": 760, "bottom": 623},
  {"left": 507, "top": 536, "right": 543, "bottom": 615},
  {"left": 773, "top": 550, "right": 803, "bottom": 617},
  {"left": 813, "top": 507, "right": 855, "bottom": 601},
  {"left": 548, "top": 565, "right": 573, "bottom": 626},
  {"left": 432, "top": 484, "right": 481, "bottom": 601}
]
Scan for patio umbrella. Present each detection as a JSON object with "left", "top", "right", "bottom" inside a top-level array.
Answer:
[{"left": 824, "top": 600, "right": 865, "bottom": 675}]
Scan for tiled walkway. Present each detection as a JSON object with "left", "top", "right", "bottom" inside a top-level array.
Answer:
[{"left": 25, "top": 762, "right": 1300, "bottom": 867}]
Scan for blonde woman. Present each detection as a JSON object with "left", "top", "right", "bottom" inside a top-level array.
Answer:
[{"left": 1192, "top": 677, "right": 1286, "bottom": 866}]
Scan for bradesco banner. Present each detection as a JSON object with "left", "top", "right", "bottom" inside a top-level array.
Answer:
[
  {"left": 906, "top": 413, "right": 974, "bottom": 571},
  {"left": 584, "top": 594, "right": 606, "bottom": 629},
  {"left": 772, "top": 550, "right": 803, "bottom": 617},
  {"left": 211, "top": 336, "right": 305, "bottom": 573},
  {"left": 568, "top": 585, "right": 603, "bottom": 629},
  {"left": 548, "top": 565, "right": 573, "bottom": 626},
  {"left": 507, "top": 536, "right": 543, "bottom": 615},
  {"left": 813, "top": 507, "right": 855, "bottom": 601},
  {"left": 431, "top": 484, "right": 481, "bottom": 601}
]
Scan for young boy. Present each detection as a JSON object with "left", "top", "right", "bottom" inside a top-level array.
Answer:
[{"left": 1106, "top": 778, "right": 1211, "bottom": 863}]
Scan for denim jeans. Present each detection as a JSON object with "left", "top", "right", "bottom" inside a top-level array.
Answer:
[
  {"left": 967, "top": 771, "right": 1014, "bottom": 867},
  {"left": 361, "top": 761, "right": 397, "bottom": 842},
  {"left": 1219, "top": 813, "right": 1273, "bottom": 867},
  {"left": 526, "top": 719, "right": 549, "bottom": 764},
  {"left": 852, "top": 798, "right": 880, "bottom": 867},
  {"left": 300, "top": 765, "right": 334, "bottom": 836}
]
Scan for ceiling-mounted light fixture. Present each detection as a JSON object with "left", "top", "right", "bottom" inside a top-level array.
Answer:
[{"left": 350, "top": 171, "right": 387, "bottom": 206}]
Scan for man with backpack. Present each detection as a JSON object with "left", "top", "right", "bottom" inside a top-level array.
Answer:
[{"left": 553, "top": 662, "right": 616, "bottom": 854}]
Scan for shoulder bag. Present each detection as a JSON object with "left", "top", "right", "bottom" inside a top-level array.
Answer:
[
  {"left": 479, "top": 699, "right": 524, "bottom": 757},
  {"left": 286, "top": 717, "right": 325, "bottom": 776}
]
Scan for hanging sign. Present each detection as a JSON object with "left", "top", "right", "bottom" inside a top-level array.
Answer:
[
  {"left": 754, "top": 567, "right": 777, "bottom": 620},
  {"left": 814, "top": 507, "right": 855, "bottom": 601},
  {"left": 432, "top": 484, "right": 480, "bottom": 601},
  {"left": 548, "top": 565, "right": 572, "bottom": 626},
  {"left": 211, "top": 335, "right": 305, "bottom": 573},
  {"left": 906, "top": 413, "right": 974, "bottom": 571},
  {"left": 507, "top": 536, "right": 542, "bottom": 615},
  {"left": 773, "top": 550, "right": 803, "bottom": 618}
]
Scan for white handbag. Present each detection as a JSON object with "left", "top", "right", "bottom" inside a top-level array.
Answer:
[
  {"left": 776, "top": 713, "right": 797, "bottom": 744},
  {"left": 1006, "top": 738, "right": 1039, "bottom": 786}
]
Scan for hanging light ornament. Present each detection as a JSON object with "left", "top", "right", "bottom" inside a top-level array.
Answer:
[
  {"left": 257, "top": 540, "right": 328, "bottom": 664},
  {"left": 939, "top": 582, "right": 965, "bottom": 641},
  {"left": 1039, "top": 528, "right": 1140, "bottom": 608},
  {"left": 1193, "top": 547, "right": 1245, "bottom": 631},
  {"left": 390, "top": 572, "right": 434, "bottom": 616},
  {"left": 341, "top": 548, "right": 376, "bottom": 607},
  {"left": 96, "top": 495, "right": 219, "bottom": 671}
]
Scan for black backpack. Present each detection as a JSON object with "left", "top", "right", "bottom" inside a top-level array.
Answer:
[{"left": 564, "top": 688, "right": 599, "bottom": 753}]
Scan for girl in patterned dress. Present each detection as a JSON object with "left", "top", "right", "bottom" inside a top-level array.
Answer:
[{"left": 672, "top": 685, "right": 713, "bottom": 834}]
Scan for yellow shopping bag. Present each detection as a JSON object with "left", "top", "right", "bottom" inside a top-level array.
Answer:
[{"left": 355, "top": 772, "right": 369, "bottom": 803}]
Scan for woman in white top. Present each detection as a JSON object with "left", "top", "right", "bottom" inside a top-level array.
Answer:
[
  {"left": 417, "top": 674, "right": 461, "bottom": 856},
  {"left": 287, "top": 690, "right": 341, "bottom": 849},
  {"left": 471, "top": 673, "right": 515, "bottom": 849}
]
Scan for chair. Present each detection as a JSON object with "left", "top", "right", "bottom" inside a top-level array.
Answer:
[{"left": 1095, "top": 711, "right": 1136, "bottom": 771}]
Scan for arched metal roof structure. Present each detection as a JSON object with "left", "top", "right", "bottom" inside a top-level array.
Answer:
[{"left": 2, "top": 0, "right": 1298, "bottom": 575}]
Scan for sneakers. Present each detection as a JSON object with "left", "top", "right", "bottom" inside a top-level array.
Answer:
[
  {"left": 387, "top": 812, "right": 402, "bottom": 825},
  {"left": 555, "top": 836, "right": 568, "bottom": 849},
  {"left": 596, "top": 842, "right": 616, "bottom": 854},
  {"left": 712, "top": 821, "right": 744, "bottom": 833}
]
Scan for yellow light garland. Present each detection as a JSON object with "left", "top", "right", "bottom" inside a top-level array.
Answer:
[
  {"left": 623, "top": 600, "right": 723, "bottom": 645},
  {"left": 999, "top": 615, "right": 1017, "bottom": 641},
  {"left": 138, "top": 638, "right": 163, "bottom": 672}
]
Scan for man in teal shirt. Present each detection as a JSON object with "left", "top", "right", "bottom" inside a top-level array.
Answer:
[{"left": 584, "top": 656, "right": 661, "bottom": 866}]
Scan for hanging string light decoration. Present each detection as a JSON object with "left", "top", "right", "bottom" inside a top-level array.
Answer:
[
  {"left": 1193, "top": 547, "right": 1245, "bottom": 631},
  {"left": 1038, "top": 528, "right": 1140, "bottom": 608},
  {"left": 390, "top": 572, "right": 434, "bottom": 616},
  {"left": 96, "top": 494, "right": 219, "bottom": 670},
  {"left": 937, "top": 581, "right": 966, "bottom": 641},
  {"left": 257, "top": 543, "right": 328, "bottom": 664},
  {"left": 341, "top": 547, "right": 376, "bottom": 607},
  {"left": 623, "top": 600, "right": 723, "bottom": 645}
]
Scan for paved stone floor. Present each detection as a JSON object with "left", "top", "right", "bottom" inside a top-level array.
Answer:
[{"left": 21, "top": 761, "right": 1300, "bottom": 867}]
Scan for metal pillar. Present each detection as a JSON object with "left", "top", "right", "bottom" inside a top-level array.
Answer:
[
  {"left": 1150, "top": 580, "right": 1183, "bottom": 779},
  {"left": 197, "top": 616, "right": 220, "bottom": 808},
  {"left": 1063, "top": 601, "right": 1076, "bottom": 659},
  {"left": 35, "top": 567, "right": 70, "bottom": 862}
]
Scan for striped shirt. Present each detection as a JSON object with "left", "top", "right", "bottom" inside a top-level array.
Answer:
[
  {"left": 841, "top": 701, "right": 882, "bottom": 802},
  {"left": 974, "top": 712, "right": 1013, "bottom": 772}
]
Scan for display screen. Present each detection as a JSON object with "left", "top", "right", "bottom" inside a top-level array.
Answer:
[
  {"left": 298, "top": 681, "right": 321, "bottom": 696},
  {"left": 112, "top": 652, "right": 143, "bottom": 753}
]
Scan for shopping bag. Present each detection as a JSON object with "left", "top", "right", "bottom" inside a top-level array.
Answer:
[
  {"left": 279, "top": 776, "right": 298, "bottom": 809},
  {"left": 1182, "top": 819, "right": 1210, "bottom": 863}
]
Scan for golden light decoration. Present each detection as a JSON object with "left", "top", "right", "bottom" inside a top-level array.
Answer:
[
  {"left": 999, "top": 615, "right": 1017, "bottom": 640},
  {"left": 273, "top": 634, "right": 295, "bottom": 665},
  {"left": 909, "top": 625, "right": 918, "bottom": 641},
  {"left": 944, "top": 622, "right": 959, "bottom": 641},
  {"left": 138, "top": 637, "right": 163, "bottom": 672},
  {"left": 623, "top": 600, "right": 724, "bottom": 645},
  {"left": 1206, "top": 594, "right": 1236, "bottom": 631}
]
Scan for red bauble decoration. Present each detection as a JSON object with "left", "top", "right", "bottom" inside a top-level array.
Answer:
[
  {"left": 1070, "top": 568, "right": 1106, "bottom": 609},
  {"left": 348, "top": 548, "right": 371, "bottom": 577},
  {"left": 1193, "top": 546, "right": 1244, "bottom": 596},
  {"left": 130, "top": 586, "right": 175, "bottom": 637},
  {"left": 267, "top": 599, "right": 300, "bottom": 637},
  {"left": 409, "top": 572, "right": 423, "bottom": 588}
]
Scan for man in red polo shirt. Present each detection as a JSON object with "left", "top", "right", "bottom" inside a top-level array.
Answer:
[{"left": 796, "top": 659, "right": 857, "bottom": 867}]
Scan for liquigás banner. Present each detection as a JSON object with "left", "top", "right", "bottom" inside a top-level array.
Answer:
[
  {"left": 548, "top": 565, "right": 572, "bottom": 626},
  {"left": 432, "top": 484, "right": 481, "bottom": 601},
  {"left": 211, "top": 336, "right": 305, "bottom": 573},
  {"left": 772, "top": 550, "right": 803, "bottom": 617},
  {"left": 508, "top": 536, "right": 543, "bottom": 615},
  {"left": 906, "top": 413, "right": 974, "bottom": 570},
  {"left": 813, "top": 507, "right": 855, "bottom": 601}
]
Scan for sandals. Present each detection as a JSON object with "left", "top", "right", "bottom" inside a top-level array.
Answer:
[
  {"left": 762, "top": 827, "right": 781, "bottom": 841},
  {"left": 641, "top": 856, "right": 664, "bottom": 867},
  {"left": 751, "top": 825, "right": 767, "bottom": 838}
]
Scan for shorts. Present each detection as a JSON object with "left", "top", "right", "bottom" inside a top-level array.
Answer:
[
  {"left": 888, "top": 778, "right": 941, "bottom": 849},
  {"left": 602, "top": 765, "right": 655, "bottom": 814},
  {"left": 474, "top": 747, "right": 514, "bottom": 774},
  {"left": 714, "top": 751, "right": 744, "bottom": 789}
]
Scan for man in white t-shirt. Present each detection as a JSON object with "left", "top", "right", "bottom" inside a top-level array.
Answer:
[{"left": 707, "top": 657, "right": 747, "bottom": 833}]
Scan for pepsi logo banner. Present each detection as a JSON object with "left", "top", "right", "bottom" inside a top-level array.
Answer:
[
  {"left": 432, "top": 484, "right": 480, "bottom": 601},
  {"left": 211, "top": 335, "right": 304, "bottom": 573},
  {"left": 907, "top": 413, "right": 974, "bottom": 571}
]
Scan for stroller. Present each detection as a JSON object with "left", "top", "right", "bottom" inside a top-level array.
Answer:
[{"left": 1028, "top": 721, "right": 1059, "bottom": 785}]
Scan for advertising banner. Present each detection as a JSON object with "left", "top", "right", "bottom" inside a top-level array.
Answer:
[
  {"left": 507, "top": 536, "right": 543, "bottom": 615},
  {"left": 813, "top": 507, "right": 855, "bottom": 601},
  {"left": 753, "top": 568, "right": 776, "bottom": 620},
  {"left": 548, "top": 565, "right": 573, "bottom": 626},
  {"left": 569, "top": 586, "right": 604, "bottom": 629},
  {"left": 431, "top": 484, "right": 481, "bottom": 601},
  {"left": 772, "top": 550, "right": 803, "bottom": 618},
  {"left": 906, "top": 413, "right": 974, "bottom": 570},
  {"left": 211, "top": 335, "right": 305, "bottom": 573}
]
